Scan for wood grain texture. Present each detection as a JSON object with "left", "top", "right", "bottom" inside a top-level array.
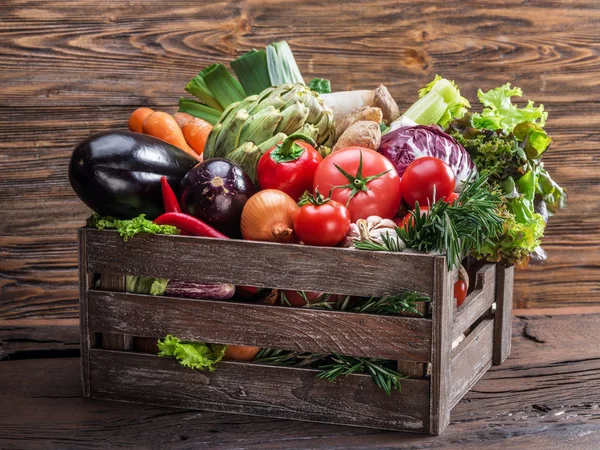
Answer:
[
  {"left": 87, "top": 290, "right": 433, "bottom": 361},
  {"left": 1, "top": 0, "right": 598, "bottom": 323},
  {"left": 452, "top": 264, "right": 496, "bottom": 342},
  {"left": 449, "top": 318, "right": 494, "bottom": 410},
  {"left": 493, "top": 265, "right": 514, "bottom": 364},
  {"left": 84, "top": 229, "right": 436, "bottom": 297},
  {"left": 89, "top": 349, "right": 431, "bottom": 433},
  {"left": 97, "top": 272, "right": 133, "bottom": 352},
  {"left": 429, "top": 259, "right": 454, "bottom": 435},
  {"left": 2, "top": 314, "right": 600, "bottom": 449}
]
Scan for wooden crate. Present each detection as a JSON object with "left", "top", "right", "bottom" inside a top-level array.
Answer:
[{"left": 78, "top": 228, "right": 513, "bottom": 435}]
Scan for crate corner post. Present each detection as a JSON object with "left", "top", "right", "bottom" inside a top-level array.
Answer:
[
  {"left": 78, "top": 227, "right": 91, "bottom": 398},
  {"left": 429, "top": 256, "right": 455, "bottom": 435},
  {"left": 493, "top": 265, "right": 514, "bottom": 365}
]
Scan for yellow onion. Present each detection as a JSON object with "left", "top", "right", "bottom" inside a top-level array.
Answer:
[{"left": 241, "top": 189, "right": 298, "bottom": 243}]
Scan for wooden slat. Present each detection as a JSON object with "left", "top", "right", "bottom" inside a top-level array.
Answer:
[
  {"left": 494, "top": 266, "right": 514, "bottom": 365},
  {"left": 98, "top": 273, "right": 133, "bottom": 352},
  {"left": 77, "top": 229, "right": 90, "bottom": 398},
  {"left": 429, "top": 257, "right": 455, "bottom": 435},
  {"left": 449, "top": 318, "right": 494, "bottom": 410},
  {"left": 87, "top": 291, "right": 432, "bottom": 362},
  {"left": 88, "top": 349, "right": 431, "bottom": 433},
  {"left": 452, "top": 264, "right": 496, "bottom": 342},
  {"left": 84, "top": 229, "right": 436, "bottom": 297}
]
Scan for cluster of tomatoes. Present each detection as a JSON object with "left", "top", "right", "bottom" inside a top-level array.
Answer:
[{"left": 256, "top": 136, "right": 457, "bottom": 248}]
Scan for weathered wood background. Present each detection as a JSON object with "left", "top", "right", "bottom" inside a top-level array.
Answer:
[{"left": 1, "top": 0, "right": 599, "bottom": 326}]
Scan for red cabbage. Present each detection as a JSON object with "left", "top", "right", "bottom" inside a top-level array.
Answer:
[{"left": 378, "top": 125, "right": 476, "bottom": 190}]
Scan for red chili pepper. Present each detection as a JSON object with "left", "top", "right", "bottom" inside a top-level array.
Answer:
[
  {"left": 160, "top": 176, "right": 181, "bottom": 213},
  {"left": 154, "top": 212, "right": 227, "bottom": 239}
]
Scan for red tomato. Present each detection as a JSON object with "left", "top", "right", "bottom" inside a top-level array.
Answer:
[
  {"left": 257, "top": 134, "right": 322, "bottom": 201},
  {"left": 293, "top": 198, "right": 351, "bottom": 246},
  {"left": 444, "top": 192, "right": 459, "bottom": 204},
  {"left": 400, "top": 157, "right": 456, "bottom": 208},
  {"left": 454, "top": 279, "right": 467, "bottom": 307},
  {"left": 280, "top": 290, "right": 323, "bottom": 307},
  {"left": 313, "top": 147, "right": 402, "bottom": 222}
]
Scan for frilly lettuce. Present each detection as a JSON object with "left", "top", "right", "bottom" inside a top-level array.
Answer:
[
  {"left": 471, "top": 83, "right": 547, "bottom": 133},
  {"left": 157, "top": 335, "right": 227, "bottom": 372}
]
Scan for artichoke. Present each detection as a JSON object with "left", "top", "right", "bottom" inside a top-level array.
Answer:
[{"left": 204, "top": 83, "right": 336, "bottom": 182}]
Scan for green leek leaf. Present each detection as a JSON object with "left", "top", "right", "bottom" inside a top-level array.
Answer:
[{"left": 231, "top": 49, "right": 271, "bottom": 95}]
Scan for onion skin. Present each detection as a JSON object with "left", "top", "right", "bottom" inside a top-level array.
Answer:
[{"left": 240, "top": 189, "right": 298, "bottom": 243}]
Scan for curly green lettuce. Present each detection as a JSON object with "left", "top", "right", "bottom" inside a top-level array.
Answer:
[
  {"left": 88, "top": 213, "right": 179, "bottom": 242},
  {"left": 471, "top": 83, "right": 547, "bottom": 133},
  {"left": 157, "top": 335, "right": 227, "bottom": 372}
]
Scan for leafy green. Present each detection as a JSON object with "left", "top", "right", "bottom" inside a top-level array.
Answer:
[
  {"left": 471, "top": 83, "right": 547, "bottom": 133},
  {"left": 87, "top": 214, "right": 179, "bottom": 242},
  {"left": 157, "top": 335, "right": 227, "bottom": 372},
  {"left": 403, "top": 75, "right": 471, "bottom": 128},
  {"left": 266, "top": 41, "right": 304, "bottom": 86},
  {"left": 125, "top": 276, "right": 168, "bottom": 295},
  {"left": 449, "top": 114, "right": 566, "bottom": 266},
  {"left": 308, "top": 78, "right": 331, "bottom": 94}
]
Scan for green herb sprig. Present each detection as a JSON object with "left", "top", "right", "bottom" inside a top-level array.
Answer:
[
  {"left": 253, "top": 350, "right": 407, "bottom": 395},
  {"left": 356, "top": 175, "right": 504, "bottom": 269}
]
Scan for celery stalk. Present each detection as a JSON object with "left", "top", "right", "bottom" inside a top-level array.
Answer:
[
  {"left": 403, "top": 76, "right": 470, "bottom": 128},
  {"left": 203, "top": 63, "right": 246, "bottom": 109},
  {"left": 231, "top": 49, "right": 271, "bottom": 95},
  {"left": 178, "top": 98, "right": 221, "bottom": 125}
]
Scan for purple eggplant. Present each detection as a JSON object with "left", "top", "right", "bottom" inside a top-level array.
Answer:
[
  {"left": 179, "top": 158, "right": 255, "bottom": 238},
  {"left": 69, "top": 131, "right": 198, "bottom": 219},
  {"left": 164, "top": 281, "right": 235, "bottom": 300}
]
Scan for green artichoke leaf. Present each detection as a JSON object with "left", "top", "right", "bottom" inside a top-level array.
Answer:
[
  {"left": 239, "top": 106, "right": 284, "bottom": 144},
  {"left": 276, "top": 102, "right": 310, "bottom": 135},
  {"left": 213, "top": 109, "right": 250, "bottom": 158}
]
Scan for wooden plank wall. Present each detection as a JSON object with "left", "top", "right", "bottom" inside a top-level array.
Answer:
[{"left": 1, "top": 0, "right": 599, "bottom": 325}]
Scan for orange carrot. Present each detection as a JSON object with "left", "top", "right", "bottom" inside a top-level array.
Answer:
[
  {"left": 172, "top": 112, "right": 194, "bottom": 128},
  {"left": 128, "top": 107, "right": 154, "bottom": 133},
  {"left": 142, "top": 112, "right": 200, "bottom": 160},
  {"left": 182, "top": 118, "right": 213, "bottom": 155}
]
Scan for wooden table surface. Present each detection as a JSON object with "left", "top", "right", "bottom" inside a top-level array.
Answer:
[
  {"left": 2, "top": 313, "right": 600, "bottom": 449},
  {"left": 1, "top": 0, "right": 599, "bottom": 326}
]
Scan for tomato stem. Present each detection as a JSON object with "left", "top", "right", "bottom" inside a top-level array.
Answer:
[{"left": 331, "top": 151, "right": 391, "bottom": 206}]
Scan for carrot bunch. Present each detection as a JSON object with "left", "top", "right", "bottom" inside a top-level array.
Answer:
[{"left": 128, "top": 108, "right": 212, "bottom": 161}]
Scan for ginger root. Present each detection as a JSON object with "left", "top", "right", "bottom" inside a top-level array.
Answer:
[
  {"left": 333, "top": 120, "right": 381, "bottom": 152},
  {"left": 336, "top": 106, "right": 383, "bottom": 138},
  {"left": 374, "top": 84, "right": 400, "bottom": 124}
]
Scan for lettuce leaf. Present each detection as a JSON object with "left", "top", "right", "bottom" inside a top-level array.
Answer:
[
  {"left": 471, "top": 84, "right": 547, "bottom": 133},
  {"left": 88, "top": 214, "right": 179, "bottom": 242},
  {"left": 157, "top": 335, "right": 227, "bottom": 372}
]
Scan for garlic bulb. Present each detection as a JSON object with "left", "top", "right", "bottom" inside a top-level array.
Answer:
[{"left": 342, "top": 215, "right": 405, "bottom": 249}]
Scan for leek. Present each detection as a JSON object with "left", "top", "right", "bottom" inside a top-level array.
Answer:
[
  {"left": 267, "top": 41, "right": 304, "bottom": 86},
  {"left": 202, "top": 63, "right": 246, "bottom": 109},
  {"left": 402, "top": 75, "right": 470, "bottom": 128},
  {"left": 184, "top": 66, "right": 224, "bottom": 111},
  {"left": 231, "top": 49, "right": 271, "bottom": 95},
  {"left": 178, "top": 98, "right": 221, "bottom": 125}
]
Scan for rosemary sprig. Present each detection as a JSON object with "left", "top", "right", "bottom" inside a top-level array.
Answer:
[
  {"left": 254, "top": 350, "right": 407, "bottom": 395},
  {"left": 317, "top": 355, "right": 407, "bottom": 396},
  {"left": 356, "top": 174, "right": 504, "bottom": 269},
  {"left": 302, "top": 291, "right": 427, "bottom": 316}
]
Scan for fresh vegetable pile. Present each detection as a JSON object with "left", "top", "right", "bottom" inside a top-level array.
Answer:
[{"left": 69, "top": 41, "right": 566, "bottom": 393}]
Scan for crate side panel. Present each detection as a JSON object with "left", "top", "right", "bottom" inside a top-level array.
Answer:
[
  {"left": 77, "top": 228, "right": 91, "bottom": 398},
  {"left": 84, "top": 229, "right": 435, "bottom": 297},
  {"left": 89, "top": 349, "right": 430, "bottom": 433},
  {"left": 452, "top": 264, "right": 496, "bottom": 342},
  {"left": 449, "top": 318, "right": 494, "bottom": 410},
  {"left": 87, "top": 291, "right": 432, "bottom": 362}
]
